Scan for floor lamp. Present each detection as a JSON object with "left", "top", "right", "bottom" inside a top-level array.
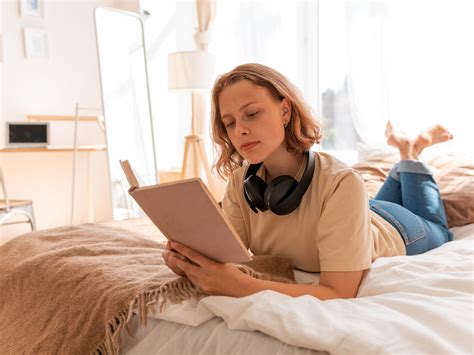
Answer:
[{"left": 168, "top": 50, "right": 216, "bottom": 189}]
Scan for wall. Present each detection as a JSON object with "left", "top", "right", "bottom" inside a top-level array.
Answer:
[
  {"left": 0, "top": 0, "right": 114, "bottom": 147},
  {"left": 0, "top": 0, "right": 226, "bottom": 243},
  {"left": 0, "top": 0, "right": 115, "bottom": 242}
]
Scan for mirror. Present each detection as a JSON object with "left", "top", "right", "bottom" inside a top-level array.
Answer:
[{"left": 94, "top": 7, "right": 158, "bottom": 220}]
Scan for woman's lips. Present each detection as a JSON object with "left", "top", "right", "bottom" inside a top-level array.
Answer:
[{"left": 241, "top": 142, "right": 259, "bottom": 151}]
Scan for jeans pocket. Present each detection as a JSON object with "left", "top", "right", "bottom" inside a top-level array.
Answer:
[{"left": 369, "top": 200, "right": 428, "bottom": 245}]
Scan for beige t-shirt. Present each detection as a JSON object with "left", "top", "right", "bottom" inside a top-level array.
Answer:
[{"left": 222, "top": 152, "right": 406, "bottom": 272}]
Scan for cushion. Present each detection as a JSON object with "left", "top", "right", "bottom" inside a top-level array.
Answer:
[{"left": 352, "top": 154, "right": 474, "bottom": 228}]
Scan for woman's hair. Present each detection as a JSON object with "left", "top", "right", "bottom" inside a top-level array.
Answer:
[{"left": 211, "top": 63, "right": 323, "bottom": 179}]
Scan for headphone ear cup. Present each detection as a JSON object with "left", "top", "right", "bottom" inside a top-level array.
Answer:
[
  {"left": 264, "top": 175, "right": 298, "bottom": 215},
  {"left": 244, "top": 175, "right": 268, "bottom": 212}
]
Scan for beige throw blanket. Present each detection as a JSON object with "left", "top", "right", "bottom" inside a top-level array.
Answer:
[{"left": 0, "top": 219, "right": 295, "bottom": 354}]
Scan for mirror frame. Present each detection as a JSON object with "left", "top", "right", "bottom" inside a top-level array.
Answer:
[{"left": 94, "top": 6, "right": 158, "bottom": 219}]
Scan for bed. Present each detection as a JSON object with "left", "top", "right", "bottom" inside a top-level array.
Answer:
[
  {"left": 126, "top": 223, "right": 474, "bottom": 354},
  {"left": 1, "top": 153, "right": 473, "bottom": 354}
]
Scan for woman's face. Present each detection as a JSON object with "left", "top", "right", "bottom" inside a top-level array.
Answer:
[{"left": 219, "top": 80, "right": 290, "bottom": 164}]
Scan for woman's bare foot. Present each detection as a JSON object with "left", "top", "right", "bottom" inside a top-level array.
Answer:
[
  {"left": 385, "top": 121, "right": 419, "bottom": 160},
  {"left": 413, "top": 124, "right": 454, "bottom": 155}
]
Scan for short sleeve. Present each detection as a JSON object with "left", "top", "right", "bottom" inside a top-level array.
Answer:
[
  {"left": 317, "top": 171, "right": 372, "bottom": 271},
  {"left": 222, "top": 174, "right": 250, "bottom": 249}
]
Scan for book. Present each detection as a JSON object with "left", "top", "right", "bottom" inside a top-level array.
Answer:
[{"left": 120, "top": 160, "right": 251, "bottom": 263}]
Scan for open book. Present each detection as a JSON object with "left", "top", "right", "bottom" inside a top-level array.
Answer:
[{"left": 120, "top": 160, "right": 251, "bottom": 263}]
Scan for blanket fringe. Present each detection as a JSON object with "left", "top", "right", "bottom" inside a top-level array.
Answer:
[{"left": 92, "top": 266, "right": 272, "bottom": 354}]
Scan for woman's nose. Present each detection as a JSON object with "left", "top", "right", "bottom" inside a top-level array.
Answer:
[{"left": 235, "top": 122, "right": 249, "bottom": 136}]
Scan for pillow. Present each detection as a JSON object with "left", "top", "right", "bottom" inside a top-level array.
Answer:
[{"left": 352, "top": 154, "right": 474, "bottom": 228}]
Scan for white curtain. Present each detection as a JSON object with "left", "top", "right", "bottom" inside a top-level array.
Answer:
[
  {"left": 193, "top": 0, "right": 216, "bottom": 136},
  {"left": 144, "top": 0, "right": 473, "bottom": 173},
  {"left": 143, "top": 0, "right": 317, "bottom": 173},
  {"left": 208, "top": 0, "right": 319, "bottom": 159},
  {"left": 210, "top": 0, "right": 317, "bottom": 93},
  {"left": 321, "top": 0, "right": 474, "bottom": 156},
  {"left": 345, "top": 2, "right": 389, "bottom": 147}
]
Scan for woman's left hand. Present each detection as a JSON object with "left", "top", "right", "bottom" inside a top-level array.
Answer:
[{"left": 167, "top": 241, "right": 253, "bottom": 297}]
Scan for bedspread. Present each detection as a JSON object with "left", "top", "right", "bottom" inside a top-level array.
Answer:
[{"left": 150, "top": 224, "right": 474, "bottom": 354}]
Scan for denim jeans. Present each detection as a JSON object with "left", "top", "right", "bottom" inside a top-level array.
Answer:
[{"left": 369, "top": 160, "right": 453, "bottom": 255}]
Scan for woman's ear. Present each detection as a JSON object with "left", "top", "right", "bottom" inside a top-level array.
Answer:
[{"left": 281, "top": 98, "right": 291, "bottom": 121}]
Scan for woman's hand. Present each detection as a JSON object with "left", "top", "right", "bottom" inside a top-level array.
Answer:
[
  {"left": 162, "top": 241, "right": 187, "bottom": 277},
  {"left": 166, "top": 241, "right": 253, "bottom": 297}
]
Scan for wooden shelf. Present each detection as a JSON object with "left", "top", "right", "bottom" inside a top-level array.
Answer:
[
  {"left": 27, "top": 115, "right": 102, "bottom": 122},
  {"left": 0, "top": 145, "right": 107, "bottom": 153}
]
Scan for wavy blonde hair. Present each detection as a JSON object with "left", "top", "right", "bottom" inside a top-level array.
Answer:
[{"left": 211, "top": 63, "right": 322, "bottom": 179}]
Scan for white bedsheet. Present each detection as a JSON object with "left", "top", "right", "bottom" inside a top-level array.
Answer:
[{"left": 145, "top": 224, "right": 474, "bottom": 354}]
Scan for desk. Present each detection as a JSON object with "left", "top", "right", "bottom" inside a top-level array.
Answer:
[
  {"left": 0, "top": 145, "right": 107, "bottom": 153},
  {"left": 0, "top": 147, "right": 111, "bottom": 237}
]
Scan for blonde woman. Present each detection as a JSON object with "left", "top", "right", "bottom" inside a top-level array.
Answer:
[{"left": 163, "top": 63, "right": 453, "bottom": 300}]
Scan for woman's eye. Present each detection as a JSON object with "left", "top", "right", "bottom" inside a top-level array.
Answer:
[
  {"left": 247, "top": 111, "right": 259, "bottom": 118},
  {"left": 225, "top": 122, "right": 235, "bottom": 128}
]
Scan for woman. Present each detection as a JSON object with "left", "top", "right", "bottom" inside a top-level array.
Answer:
[{"left": 163, "top": 63, "right": 453, "bottom": 300}]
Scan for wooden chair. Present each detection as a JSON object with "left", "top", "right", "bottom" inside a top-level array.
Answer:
[{"left": 0, "top": 168, "right": 36, "bottom": 231}]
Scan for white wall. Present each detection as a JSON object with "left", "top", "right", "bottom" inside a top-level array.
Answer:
[
  {"left": 0, "top": 0, "right": 225, "bottom": 242},
  {"left": 0, "top": 0, "right": 116, "bottom": 242},
  {"left": 1, "top": 0, "right": 113, "bottom": 147}
]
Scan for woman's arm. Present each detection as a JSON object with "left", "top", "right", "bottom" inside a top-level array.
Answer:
[
  {"left": 242, "top": 270, "right": 364, "bottom": 299},
  {"left": 167, "top": 241, "right": 365, "bottom": 300}
]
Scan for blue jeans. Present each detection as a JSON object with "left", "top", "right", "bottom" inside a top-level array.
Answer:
[{"left": 369, "top": 160, "right": 453, "bottom": 255}]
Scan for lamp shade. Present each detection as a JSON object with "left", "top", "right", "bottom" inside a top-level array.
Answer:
[{"left": 168, "top": 50, "right": 216, "bottom": 92}]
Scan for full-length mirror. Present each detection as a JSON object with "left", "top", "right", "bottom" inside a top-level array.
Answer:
[{"left": 94, "top": 7, "right": 158, "bottom": 220}]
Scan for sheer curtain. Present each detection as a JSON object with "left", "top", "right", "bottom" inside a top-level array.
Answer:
[
  {"left": 208, "top": 0, "right": 319, "bottom": 163},
  {"left": 144, "top": 0, "right": 318, "bottom": 174},
  {"left": 320, "top": 0, "right": 474, "bottom": 159},
  {"left": 144, "top": 0, "right": 473, "bottom": 174}
]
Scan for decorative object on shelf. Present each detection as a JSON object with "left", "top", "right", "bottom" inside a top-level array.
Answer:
[
  {"left": 23, "top": 27, "right": 48, "bottom": 59},
  {"left": 19, "top": 0, "right": 43, "bottom": 18},
  {"left": 168, "top": 0, "right": 216, "bottom": 192}
]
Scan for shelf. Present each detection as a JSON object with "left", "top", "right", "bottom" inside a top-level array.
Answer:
[
  {"left": 0, "top": 145, "right": 107, "bottom": 153},
  {"left": 27, "top": 115, "right": 102, "bottom": 122}
]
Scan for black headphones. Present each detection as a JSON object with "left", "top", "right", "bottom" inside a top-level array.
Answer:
[{"left": 243, "top": 151, "right": 315, "bottom": 215}]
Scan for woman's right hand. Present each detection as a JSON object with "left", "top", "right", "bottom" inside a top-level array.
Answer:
[{"left": 162, "top": 241, "right": 187, "bottom": 277}]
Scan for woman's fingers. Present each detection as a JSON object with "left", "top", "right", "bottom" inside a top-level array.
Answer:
[
  {"left": 169, "top": 254, "right": 200, "bottom": 275},
  {"left": 165, "top": 241, "right": 190, "bottom": 262},
  {"left": 162, "top": 248, "right": 187, "bottom": 276},
  {"left": 163, "top": 250, "right": 187, "bottom": 261},
  {"left": 170, "top": 241, "right": 210, "bottom": 267}
]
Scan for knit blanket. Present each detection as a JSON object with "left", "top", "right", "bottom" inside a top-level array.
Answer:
[{"left": 0, "top": 218, "right": 294, "bottom": 354}]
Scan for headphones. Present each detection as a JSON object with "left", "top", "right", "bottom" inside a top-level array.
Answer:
[{"left": 243, "top": 151, "right": 315, "bottom": 215}]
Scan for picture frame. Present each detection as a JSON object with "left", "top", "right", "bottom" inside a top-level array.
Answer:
[
  {"left": 20, "top": 0, "right": 43, "bottom": 18},
  {"left": 23, "top": 28, "right": 48, "bottom": 59}
]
